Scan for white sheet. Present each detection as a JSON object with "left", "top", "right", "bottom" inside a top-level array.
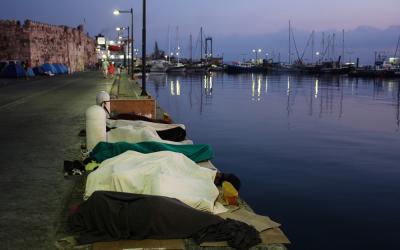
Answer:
[
  {"left": 107, "top": 125, "right": 193, "bottom": 145},
  {"left": 85, "top": 151, "right": 220, "bottom": 213},
  {"left": 106, "top": 119, "right": 185, "bottom": 131}
]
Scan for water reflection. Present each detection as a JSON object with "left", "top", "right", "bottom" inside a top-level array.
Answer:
[{"left": 148, "top": 73, "right": 400, "bottom": 131}]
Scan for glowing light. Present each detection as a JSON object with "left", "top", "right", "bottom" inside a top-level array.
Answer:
[
  {"left": 315, "top": 79, "right": 319, "bottom": 98},
  {"left": 251, "top": 74, "right": 255, "bottom": 98},
  {"left": 116, "top": 27, "right": 121, "bottom": 31},
  {"left": 176, "top": 80, "right": 181, "bottom": 96},
  {"left": 170, "top": 81, "right": 175, "bottom": 95},
  {"left": 257, "top": 76, "right": 261, "bottom": 98},
  {"left": 113, "top": 10, "right": 120, "bottom": 15}
]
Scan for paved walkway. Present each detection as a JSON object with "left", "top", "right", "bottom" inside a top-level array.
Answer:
[{"left": 0, "top": 71, "right": 113, "bottom": 250}]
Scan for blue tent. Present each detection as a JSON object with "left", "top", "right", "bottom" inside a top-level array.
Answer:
[
  {"left": 1, "top": 63, "right": 26, "bottom": 78},
  {"left": 42, "top": 63, "right": 57, "bottom": 74},
  {"left": 52, "top": 64, "right": 63, "bottom": 74},
  {"left": 26, "top": 68, "right": 35, "bottom": 77},
  {"left": 61, "top": 64, "right": 69, "bottom": 74},
  {"left": 33, "top": 66, "right": 45, "bottom": 75}
]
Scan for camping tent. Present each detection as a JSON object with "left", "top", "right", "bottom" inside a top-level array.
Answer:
[
  {"left": 1, "top": 63, "right": 26, "bottom": 78},
  {"left": 26, "top": 68, "right": 35, "bottom": 77},
  {"left": 60, "top": 64, "right": 68, "bottom": 74},
  {"left": 33, "top": 66, "right": 45, "bottom": 75},
  {"left": 52, "top": 64, "right": 63, "bottom": 74},
  {"left": 42, "top": 63, "right": 57, "bottom": 74}
]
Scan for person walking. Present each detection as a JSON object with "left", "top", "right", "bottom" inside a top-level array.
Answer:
[
  {"left": 108, "top": 62, "right": 115, "bottom": 78},
  {"left": 102, "top": 59, "right": 109, "bottom": 78}
]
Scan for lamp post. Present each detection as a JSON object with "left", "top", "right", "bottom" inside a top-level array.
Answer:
[
  {"left": 114, "top": 8, "right": 134, "bottom": 80},
  {"left": 252, "top": 49, "right": 262, "bottom": 64},
  {"left": 140, "top": 0, "right": 148, "bottom": 96}
]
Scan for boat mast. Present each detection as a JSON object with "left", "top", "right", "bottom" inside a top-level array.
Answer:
[
  {"left": 288, "top": 20, "right": 291, "bottom": 64},
  {"left": 311, "top": 30, "right": 315, "bottom": 63},
  {"left": 322, "top": 32, "right": 325, "bottom": 62},
  {"left": 200, "top": 27, "right": 203, "bottom": 61},
  {"left": 342, "top": 29, "right": 345, "bottom": 63},
  {"left": 167, "top": 25, "right": 170, "bottom": 63},
  {"left": 190, "top": 33, "right": 193, "bottom": 63},
  {"left": 332, "top": 33, "right": 335, "bottom": 61},
  {"left": 176, "top": 26, "right": 180, "bottom": 64},
  {"left": 394, "top": 34, "right": 400, "bottom": 58}
]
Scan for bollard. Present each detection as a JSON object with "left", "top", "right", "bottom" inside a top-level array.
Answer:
[{"left": 86, "top": 105, "right": 106, "bottom": 151}]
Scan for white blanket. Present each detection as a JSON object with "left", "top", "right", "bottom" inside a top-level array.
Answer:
[
  {"left": 107, "top": 125, "right": 193, "bottom": 145},
  {"left": 106, "top": 119, "right": 185, "bottom": 131},
  {"left": 85, "top": 151, "right": 220, "bottom": 213}
]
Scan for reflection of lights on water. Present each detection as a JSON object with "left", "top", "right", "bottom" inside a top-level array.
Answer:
[
  {"left": 315, "top": 79, "right": 319, "bottom": 98},
  {"left": 388, "top": 81, "right": 394, "bottom": 92},
  {"left": 265, "top": 78, "right": 268, "bottom": 94},
  {"left": 170, "top": 80, "right": 175, "bottom": 95},
  {"left": 204, "top": 75, "right": 207, "bottom": 88},
  {"left": 169, "top": 80, "right": 180, "bottom": 96},
  {"left": 251, "top": 74, "right": 255, "bottom": 98},
  {"left": 287, "top": 76, "right": 291, "bottom": 96},
  {"left": 209, "top": 75, "right": 213, "bottom": 90},
  {"left": 176, "top": 80, "right": 180, "bottom": 96},
  {"left": 257, "top": 76, "right": 261, "bottom": 98}
]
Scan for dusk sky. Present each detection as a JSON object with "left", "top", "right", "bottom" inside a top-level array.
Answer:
[{"left": 1, "top": 0, "right": 399, "bottom": 62}]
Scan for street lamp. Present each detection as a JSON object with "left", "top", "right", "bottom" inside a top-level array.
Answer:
[
  {"left": 140, "top": 0, "right": 148, "bottom": 96},
  {"left": 114, "top": 8, "right": 134, "bottom": 80},
  {"left": 252, "top": 49, "right": 262, "bottom": 64},
  {"left": 116, "top": 26, "right": 130, "bottom": 70}
]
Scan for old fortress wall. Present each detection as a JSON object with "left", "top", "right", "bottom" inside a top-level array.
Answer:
[{"left": 0, "top": 19, "right": 97, "bottom": 72}]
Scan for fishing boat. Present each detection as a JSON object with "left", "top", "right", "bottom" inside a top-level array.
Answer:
[
  {"left": 150, "top": 60, "right": 169, "bottom": 73},
  {"left": 225, "top": 62, "right": 264, "bottom": 74},
  {"left": 167, "top": 62, "right": 186, "bottom": 73},
  {"left": 186, "top": 63, "right": 210, "bottom": 74}
]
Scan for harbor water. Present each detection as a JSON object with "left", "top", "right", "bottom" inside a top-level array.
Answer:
[{"left": 147, "top": 73, "right": 400, "bottom": 250}]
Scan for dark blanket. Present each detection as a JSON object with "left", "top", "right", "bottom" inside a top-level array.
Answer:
[
  {"left": 193, "top": 218, "right": 261, "bottom": 250},
  {"left": 69, "top": 191, "right": 222, "bottom": 244},
  {"left": 106, "top": 126, "right": 187, "bottom": 142},
  {"left": 69, "top": 191, "right": 261, "bottom": 250},
  {"left": 155, "top": 126, "right": 186, "bottom": 142},
  {"left": 89, "top": 141, "right": 213, "bottom": 163}
]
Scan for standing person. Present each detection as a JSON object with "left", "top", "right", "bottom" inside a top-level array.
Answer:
[
  {"left": 21, "top": 60, "right": 28, "bottom": 79},
  {"left": 108, "top": 62, "right": 115, "bottom": 78},
  {"left": 102, "top": 59, "right": 109, "bottom": 78},
  {"left": 116, "top": 64, "right": 122, "bottom": 79}
]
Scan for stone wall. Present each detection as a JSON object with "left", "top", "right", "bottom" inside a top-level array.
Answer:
[{"left": 0, "top": 19, "right": 97, "bottom": 72}]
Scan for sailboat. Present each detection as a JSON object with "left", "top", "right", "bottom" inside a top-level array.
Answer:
[
  {"left": 185, "top": 27, "right": 211, "bottom": 74},
  {"left": 167, "top": 26, "right": 186, "bottom": 73}
]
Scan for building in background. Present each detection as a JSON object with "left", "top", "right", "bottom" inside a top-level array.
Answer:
[{"left": 0, "top": 19, "right": 97, "bottom": 73}]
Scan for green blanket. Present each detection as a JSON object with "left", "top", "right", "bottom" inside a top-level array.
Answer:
[{"left": 90, "top": 141, "right": 214, "bottom": 163}]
